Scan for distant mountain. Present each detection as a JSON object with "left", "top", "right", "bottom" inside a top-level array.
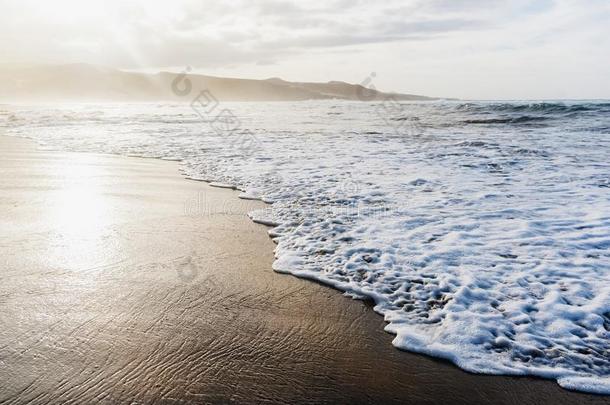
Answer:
[{"left": 0, "top": 63, "right": 441, "bottom": 102}]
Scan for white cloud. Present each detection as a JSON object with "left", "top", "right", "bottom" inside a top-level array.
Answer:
[{"left": 0, "top": 0, "right": 608, "bottom": 98}]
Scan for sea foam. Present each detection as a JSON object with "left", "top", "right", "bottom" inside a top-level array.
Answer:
[{"left": 2, "top": 100, "right": 609, "bottom": 393}]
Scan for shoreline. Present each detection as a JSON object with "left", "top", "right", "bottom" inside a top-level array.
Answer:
[{"left": 0, "top": 135, "right": 607, "bottom": 404}]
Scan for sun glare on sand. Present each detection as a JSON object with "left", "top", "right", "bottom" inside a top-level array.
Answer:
[{"left": 48, "top": 155, "right": 113, "bottom": 269}]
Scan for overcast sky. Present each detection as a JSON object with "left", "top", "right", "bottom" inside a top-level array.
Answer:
[{"left": 1, "top": 0, "right": 609, "bottom": 99}]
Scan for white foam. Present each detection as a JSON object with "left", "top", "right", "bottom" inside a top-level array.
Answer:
[{"left": 3, "top": 101, "right": 610, "bottom": 394}]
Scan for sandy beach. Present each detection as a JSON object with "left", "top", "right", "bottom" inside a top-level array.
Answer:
[{"left": 0, "top": 135, "right": 607, "bottom": 404}]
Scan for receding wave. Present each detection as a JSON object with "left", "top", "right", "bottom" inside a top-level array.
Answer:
[{"left": 2, "top": 101, "right": 610, "bottom": 394}]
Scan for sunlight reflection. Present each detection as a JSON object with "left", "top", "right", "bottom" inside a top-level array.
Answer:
[{"left": 49, "top": 155, "right": 112, "bottom": 269}]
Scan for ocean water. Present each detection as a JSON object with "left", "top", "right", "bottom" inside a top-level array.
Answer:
[{"left": 2, "top": 100, "right": 610, "bottom": 393}]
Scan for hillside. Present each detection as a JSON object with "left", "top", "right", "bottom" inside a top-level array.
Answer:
[{"left": 0, "top": 64, "right": 439, "bottom": 102}]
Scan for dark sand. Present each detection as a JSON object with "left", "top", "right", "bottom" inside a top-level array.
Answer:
[{"left": 0, "top": 136, "right": 607, "bottom": 404}]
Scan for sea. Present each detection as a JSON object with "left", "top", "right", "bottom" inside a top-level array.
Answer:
[{"left": 2, "top": 99, "right": 609, "bottom": 393}]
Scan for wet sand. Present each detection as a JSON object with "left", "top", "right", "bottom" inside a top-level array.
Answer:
[{"left": 0, "top": 136, "right": 607, "bottom": 404}]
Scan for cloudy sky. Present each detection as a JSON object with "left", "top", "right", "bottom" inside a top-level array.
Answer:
[{"left": 1, "top": 0, "right": 609, "bottom": 99}]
